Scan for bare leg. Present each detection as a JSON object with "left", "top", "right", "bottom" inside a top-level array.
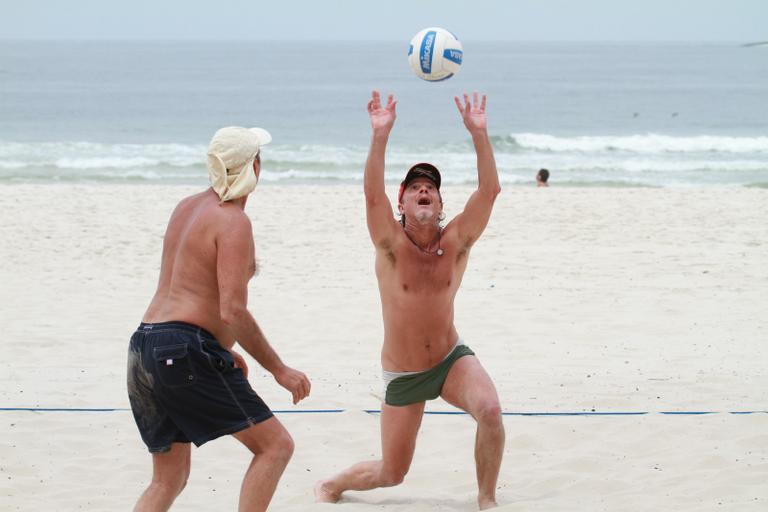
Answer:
[
  {"left": 232, "top": 417, "right": 295, "bottom": 512},
  {"left": 315, "top": 401, "right": 425, "bottom": 502},
  {"left": 133, "top": 442, "right": 191, "bottom": 512},
  {"left": 441, "top": 356, "right": 505, "bottom": 510}
]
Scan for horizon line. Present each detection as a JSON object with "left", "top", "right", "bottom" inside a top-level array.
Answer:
[{"left": 0, "top": 37, "right": 751, "bottom": 44}]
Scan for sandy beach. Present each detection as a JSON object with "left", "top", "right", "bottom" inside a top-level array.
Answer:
[{"left": 1, "top": 183, "right": 766, "bottom": 511}]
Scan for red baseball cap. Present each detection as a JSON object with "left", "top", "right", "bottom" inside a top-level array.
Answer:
[{"left": 398, "top": 163, "right": 441, "bottom": 202}]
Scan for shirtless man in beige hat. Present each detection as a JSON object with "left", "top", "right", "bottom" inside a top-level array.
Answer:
[
  {"left": 127, "top": 126, "right": 310, "bottom": 512},
  {"left": 315, "top": 92, "right": 504, "bottom": 510}
]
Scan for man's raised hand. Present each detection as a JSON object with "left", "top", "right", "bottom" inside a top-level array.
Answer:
[
  {"left": 368, "top": 90, "right": 397, "bottom": 133},
  {"left": 454, "top": 92, "right": 487, "bottom": 134}
]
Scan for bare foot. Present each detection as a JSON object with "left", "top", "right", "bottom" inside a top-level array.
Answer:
[
  {"left": 479, "top": 498, "right": 498, "bottom": 510},
  {"left": 314, "top": 481, "right": 340, "bottom": 503}
]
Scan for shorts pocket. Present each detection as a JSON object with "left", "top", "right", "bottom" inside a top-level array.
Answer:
[
  {"left": 153, "top": 343, "right": 196, "bottom": 388},
  {"left": 201, "top": 340, "right": 235, "bottom": 373}
]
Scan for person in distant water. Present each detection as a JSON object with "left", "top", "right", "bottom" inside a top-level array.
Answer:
[
  {"left": 127, "top": 126, "right": 311, "bottom": 512},
  {"left": 315, "top": 91, "right": 505, "bottom": 510},
  {"left": 536, "top": 168, "right": 550, "bottom": 187}
]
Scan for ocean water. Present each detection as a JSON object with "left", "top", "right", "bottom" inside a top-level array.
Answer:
[{"left": 1, "top": 41, "right": 766, "bottom": 187}]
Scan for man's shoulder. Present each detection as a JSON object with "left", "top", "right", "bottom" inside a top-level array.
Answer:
[
  {"left": 178, "top": 192, "right": 251, "bottom": 232},
  {"left": 208, "top": 202, "right": 251, "bottom": 232},
  {"left": 205, "top": 203, "right": 251, "bottom": 234},
  {"left": 376, "top": 223, "right": 407, "bottom": 249},
  {"left": 439, "top": 219, "right": 461, "bottom": 242}
]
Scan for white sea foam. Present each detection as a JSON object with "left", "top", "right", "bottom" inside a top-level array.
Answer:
[
  {"left": 0, "top": 141, "right": 204, "bottom": 170},
  {"left": 1, "top": 136, "right": 767, "bottom": 187},
  {"left": 509, "top": 133, "right": 768, "bottom": 154}
]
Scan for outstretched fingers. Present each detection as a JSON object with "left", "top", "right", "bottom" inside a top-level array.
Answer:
[
  {"left": 369, "top": 90, "right": 381, "bottom": 111},
  {"left": 458, "top": 92, "right": 487, "bottom": 117},
  {"left": 386, "top": 93, "right": 397, "bottom": 113},
  {"left": 454, "top": 95, "right": 464, "bottom": 114},
  {"left": 458, "top": 92, "right": 487, "bottom": 113},
  {"left": 369, "top": 90, "right": 397, "bottom": 114}
]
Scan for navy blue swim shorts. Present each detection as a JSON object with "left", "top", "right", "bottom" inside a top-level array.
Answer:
[{"left": 127, "top": 321, "right": 273, "bottom": 453}]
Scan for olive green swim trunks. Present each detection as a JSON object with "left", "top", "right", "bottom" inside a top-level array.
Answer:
[{"left": 383, "top": 342, "right": 475, "bottom": 406}]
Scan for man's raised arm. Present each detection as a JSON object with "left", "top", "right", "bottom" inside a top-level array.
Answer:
[
  {"left": 452, "top": 93, "right": 501, "bottom": 247},
  {"left": 364, "top": 90, "right": 399, "bottom": 248}
]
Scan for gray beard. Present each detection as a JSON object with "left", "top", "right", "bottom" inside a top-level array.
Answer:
[{"left": 414, "top": 210, "right": 433, "bottom": 223}]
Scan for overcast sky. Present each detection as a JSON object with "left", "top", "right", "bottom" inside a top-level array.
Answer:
[{"left": 1, "top": 0, "right": 765, "bottom": 42}]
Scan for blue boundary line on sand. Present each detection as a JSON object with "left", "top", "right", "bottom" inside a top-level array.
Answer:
[
  {"left": 0, "top": 407, "right": 131, "bottom": 412},
  {"left": 366, "top": 410, "right": 767, "bottom": 416},
  {"left": 1, "top": 407, "right": 766, "bottom": 415},
  {"left": 0, "top": 408, "right": 344, "bottom": 413}
]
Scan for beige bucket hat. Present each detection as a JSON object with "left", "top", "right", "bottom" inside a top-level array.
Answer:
[{"left": 207, "top": 126, "right": 272, "bottom": 202}]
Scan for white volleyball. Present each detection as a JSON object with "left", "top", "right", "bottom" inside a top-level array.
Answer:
[{"left": 407, "top": 27, "right": 463, "bottom": 82}]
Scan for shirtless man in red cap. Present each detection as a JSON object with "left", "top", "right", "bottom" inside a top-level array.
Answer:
[{"left": 316, "top": 92, "right": 504, "bottom": 510}]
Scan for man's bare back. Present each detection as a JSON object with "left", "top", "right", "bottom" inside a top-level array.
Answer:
[{"left": 143, "top": 188, "right": 252, "bottom": 348}]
